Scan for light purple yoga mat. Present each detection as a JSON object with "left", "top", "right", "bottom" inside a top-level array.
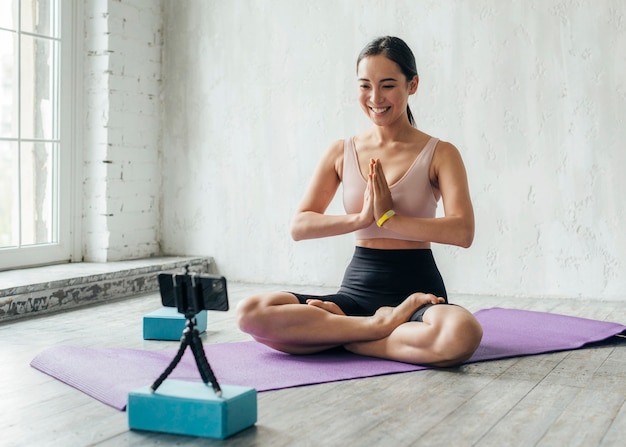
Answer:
[{"left": 30, "top": 307, "right": 626, "bottom": 411}]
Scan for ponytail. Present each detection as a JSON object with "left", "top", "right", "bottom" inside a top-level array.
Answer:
[{"left": 407, "top": 106, "right": 415, "bottom": 127}]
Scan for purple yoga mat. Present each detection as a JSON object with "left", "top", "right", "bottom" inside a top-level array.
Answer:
[{"left": 30, "top": 307, "right": 626, "bottom": 411}]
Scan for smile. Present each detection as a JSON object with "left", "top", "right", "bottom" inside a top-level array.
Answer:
[{"left": 370, "top": 106, "right": 390, "bottom": 114}]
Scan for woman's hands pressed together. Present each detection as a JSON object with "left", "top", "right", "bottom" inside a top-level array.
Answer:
[
  {"left": 370, "top": 159, "right": 394, "bottom": 222},
  {"left": 358, "top": 163, "right": 375, "bottom": 228}
]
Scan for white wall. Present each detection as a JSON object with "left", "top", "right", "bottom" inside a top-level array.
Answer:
[
  {"left": 82, "top": 0, "right": 162, "bottom": 262},
  {"left": 160, "top": 0, "right": 626, "bottom": 300}
]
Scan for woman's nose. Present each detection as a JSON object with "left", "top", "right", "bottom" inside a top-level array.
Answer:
[{"left": 371, "top": 88, "right": 384, "bottom": 104}]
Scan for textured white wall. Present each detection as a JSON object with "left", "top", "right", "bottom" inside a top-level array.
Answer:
[
  {"left": 161, "top": 0, "right": 626, "bottom": 300},
  {"left": 82, "top": 0, "right": 162, "bottom": 262}
]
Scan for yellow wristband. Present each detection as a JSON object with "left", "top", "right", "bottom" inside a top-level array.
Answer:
[{"left": 376, "top": 209, "right": 396, "bottom": 227}]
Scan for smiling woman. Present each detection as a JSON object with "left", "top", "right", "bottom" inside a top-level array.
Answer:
[
  {"left": 236, "top": 36, "right": 481, "bottom": 367},
  {"left": 357, "top": 55, "right": 418, "bottom": 129},
  {"left": 357, "top": 36, "right": 419, "bottom": 127}
]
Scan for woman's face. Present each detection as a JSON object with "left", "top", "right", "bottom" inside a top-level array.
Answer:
[{"left": 357, "top": 54, "right": 417, "bottom": 127}]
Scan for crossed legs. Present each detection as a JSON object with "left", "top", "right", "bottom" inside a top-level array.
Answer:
[
  {"left": 235, "top": 292, "right": 483, "bottom": 367},
  {"left": 345, "top": 304, "right": 483, "bottom": 366}
]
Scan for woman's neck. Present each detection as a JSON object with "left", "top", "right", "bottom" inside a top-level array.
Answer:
[{"left": 369, "top": 121, "right": 419, "bottom": 145}]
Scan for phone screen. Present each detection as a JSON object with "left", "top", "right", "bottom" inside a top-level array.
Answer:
[{"left": 158, "top": 273, "right": 229, "bottom": 311}]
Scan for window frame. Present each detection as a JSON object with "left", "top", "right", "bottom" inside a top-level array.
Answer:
[{"left": 0, "top": 0, "right": 81, "bottom": 271}]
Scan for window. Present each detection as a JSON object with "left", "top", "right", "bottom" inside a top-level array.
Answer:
[{"left": 0, "top": 0, "right": 76, "bottom": 270}]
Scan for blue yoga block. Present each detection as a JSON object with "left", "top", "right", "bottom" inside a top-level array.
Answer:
[
  {"left": 143, "top": 307, "right": 208, "bottom": 340},
  {"left": 128, "top": 380, "right": 257, "bottom": 439}
]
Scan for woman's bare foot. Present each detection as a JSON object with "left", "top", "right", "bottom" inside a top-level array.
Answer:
[
  {"left": 407, "top": 292, "right": 446, "bottom": 309},
  {"left": 306, "top": 299, "right": 346, "bottom": 315},
  {"left": 369, "top": 293, "right": 445, "bottom": 337}
]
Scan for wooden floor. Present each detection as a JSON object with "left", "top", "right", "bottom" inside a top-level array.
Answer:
[{"left": 1, "top": 282, "right": 625, "bottom": 447}]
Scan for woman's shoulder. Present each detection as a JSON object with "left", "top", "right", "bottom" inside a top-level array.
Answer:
[
  {"left": 433, "top": 138, "right": 461, "bottom": 159},
  {"left": 316, "top": 139, "right": 347, "bottom": 176},
  {"left": 431, "top": 138, "right": 467, "bottom": 179},
  {"left": 323, "top": 139, "right": 346, "bottom": 158}
]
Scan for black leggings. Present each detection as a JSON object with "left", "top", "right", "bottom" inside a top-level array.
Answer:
[{"left": 292, "top": 247, "right": 448, "bottom": 322}]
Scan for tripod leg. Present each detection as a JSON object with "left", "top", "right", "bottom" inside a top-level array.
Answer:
[
  {"left": 190, "top": 330, "right": 222, "bottom": 397},
  {"left": 151, "top": 334, "right": 189, "bottom": 392}
]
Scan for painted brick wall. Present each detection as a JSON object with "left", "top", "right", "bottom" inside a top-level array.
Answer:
[
  {"left": 161, "top": 0, "right": 626, "bottom": 300},
  {"left": 78, "top": 1, "right": 626, "bottom": 300},
  {"left": 82, "top": 0, "right": 162, "bottom": 262}
]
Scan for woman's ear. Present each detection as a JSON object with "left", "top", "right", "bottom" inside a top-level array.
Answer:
[{"left": 409, "top": 75, "right": 419, "bottom": 94}]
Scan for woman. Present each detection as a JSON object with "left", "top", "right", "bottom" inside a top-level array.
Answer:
[{"left": 236, "top": 36, "right": 482, "bottom": 367}]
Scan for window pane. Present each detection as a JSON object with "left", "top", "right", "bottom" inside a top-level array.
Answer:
[
  {"left": 21, "top": 0, "right": 57, "bottom": 38},
  {"left": 0, "top": 140, "right": 19, "bottom": 247},
  {"left": 20, "top": 140, "right": 56, "bottom": 245},
  {"left": 0, "top": 29, "right": 18, "bottom": 138},
  {"left": 0, "top": 0, "right": 17, "bottom": 30},
  {"left": 0, "top": 0, "right": 69, "bottom": 266},
  {"left": 20, "top": 34, "right": 58, "bottom": 140}
]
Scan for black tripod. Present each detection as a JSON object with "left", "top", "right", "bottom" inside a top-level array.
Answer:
[{"left": 151, "top": 274, "right": 222, "bottom": 397}]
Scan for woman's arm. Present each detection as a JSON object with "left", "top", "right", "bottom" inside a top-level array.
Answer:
[
  {"left": 374, "top": 142, "right": 475, "bottom": 248},
  {"left": 291, "top": 140, "right": 374, "bottom": 241}
]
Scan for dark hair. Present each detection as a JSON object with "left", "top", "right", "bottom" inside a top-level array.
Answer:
[{"left": 357, "top": 36, "right": 419, "bottom": 127}]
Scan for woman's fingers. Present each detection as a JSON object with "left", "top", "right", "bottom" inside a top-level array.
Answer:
[
  {"left": 375, "top": 159, "right": 387, "bottom": 185},
  {"left": 371, "top": 159, "right": 393, "bottom": 216}
]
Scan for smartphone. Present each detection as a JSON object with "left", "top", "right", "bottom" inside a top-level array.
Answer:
[{"left": 158, "top": 272, "right": 229, "bottom": 313}]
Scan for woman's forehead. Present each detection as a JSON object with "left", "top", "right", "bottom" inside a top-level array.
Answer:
[{"left": 357, "top": 55, "right": 403, "bottom": 80}]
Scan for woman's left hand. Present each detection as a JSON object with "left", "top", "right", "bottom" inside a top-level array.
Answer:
[{"left": 371, "top": 159, "right": 394, "bottom": 219}]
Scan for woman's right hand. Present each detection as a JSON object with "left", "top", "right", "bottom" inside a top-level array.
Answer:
[
  {"left": 357, "top": 170, "right": 375, "bottom": 228},
  {"left": 371, "top": 159, "right": 394, "bottom": 221}
]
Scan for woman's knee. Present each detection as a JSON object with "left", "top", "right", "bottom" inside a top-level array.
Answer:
[
  {"left": 449, "top": 321, "right": 482, "bottom": 364},
  {"left": 426, "top": 306, "right": 483, "bottom": 366},
  {"left": 235, "top": 292, "right": 298, "bottom": 333},
  {"left": 234, "top": 295, "right": 258, "bottom": 331},
  {"left": 235, "top": 294, "right": 269, "bottom": 332}
]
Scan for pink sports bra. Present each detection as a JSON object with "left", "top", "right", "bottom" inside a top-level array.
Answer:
[{"left": 342, "top": 137, "right": 441, "bottom": 241}]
